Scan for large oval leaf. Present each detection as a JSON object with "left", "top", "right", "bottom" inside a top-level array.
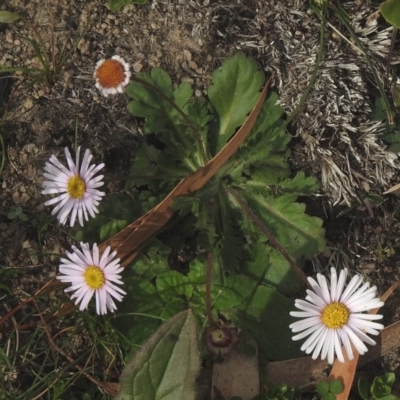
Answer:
[
  {"left": 381, "top": 0, "right": 400, "bottom": 29},
  {"left": 116, "top": 310, "right": 201, "bottom": 400}
]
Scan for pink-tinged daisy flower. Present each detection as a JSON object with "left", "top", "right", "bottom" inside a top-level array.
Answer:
[
  {"left": 42, "top": 147, "right": 105, "bottom": 227},
  {"left": 94, "top": 55, "right": 131, "bottom": 97},
  {"left": 289, "top": 268, "right": 384, "bottom": 364},
  {"left": 58, "top": 242, "right": 126, "bottom": 315}
]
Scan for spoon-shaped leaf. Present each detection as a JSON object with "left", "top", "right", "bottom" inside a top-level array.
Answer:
[
  {"left": 0, "top": 11, "right": 22, "bottom": 23},
  {"left": 381, "top": 0, "right": 400, "bottom": 29}
]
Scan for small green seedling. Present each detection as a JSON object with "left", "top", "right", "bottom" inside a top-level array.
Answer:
[
  {"left": 358, "top": 373, "right": 397, "bottom": 400},
  {"left": 0, "top": 10, "right": 86, "bottom": 87},
  {"left": 7, "top": 206, "right": 28, "bottom": 222},
  {"left": 110, "top": 0, "right": 147, "bottom": 12},
  {"left": 316, "top": 379, "right": 343, "bottom": 400},
  {"left": 265, "top": 383, "right": 295, "bottom": 400}
]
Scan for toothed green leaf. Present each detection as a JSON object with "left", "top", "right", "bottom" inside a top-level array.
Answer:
[
  {"left": 218, "top": 93, "right": 290, "bottom": 184},
  {"left": 126, "top": 69, "right": 198, "bottom": 171},
  {"left": 156, "top": 271, "right": 193, "bottom": 302},
  {"left": 125, "top": 143, "right": 190, "bottom": 192},
  {"left": 238, "top": 188, "right": 325, "bottom": 260}
]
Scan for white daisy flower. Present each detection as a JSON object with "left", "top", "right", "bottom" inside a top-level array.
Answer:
[
  {"left": 58, "top": 242, "right": 126, "bottom": 315},
  {"left": 289, "top": 268, "right": 384, "bottom": 364},
  {"left": 94, "top": 55, "right": 131, "bottom": 97},
  {"left": 42, "top": 147, "right": 105, "bottom": 227}
]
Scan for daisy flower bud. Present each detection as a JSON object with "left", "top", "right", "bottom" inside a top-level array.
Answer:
[
  {"left": 94, "top": 55, "right": 131, "bottom": 97},
  {"left": 42, "top": 147, "right": 105, "bottom": 227},
  {"left": 289, "top": 268, "right": 384, "bottom": 364},
  {"left": 57, "top": 242, "right": 126, "bottom": 315}
]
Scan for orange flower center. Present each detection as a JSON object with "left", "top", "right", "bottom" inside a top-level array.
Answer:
[{"left": 95, "top": 59, "right": 125, "bottom": 88}]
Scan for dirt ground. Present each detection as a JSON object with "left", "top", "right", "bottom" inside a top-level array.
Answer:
[{"left": 2, "top": 0, "right": 400, "bottom": 398}]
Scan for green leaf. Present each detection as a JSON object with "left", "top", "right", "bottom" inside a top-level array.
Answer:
[
  {"left": 126, "top": 70, "right": 197, "bottom": 170},
  {"left": 186, "top": 97, "right": 212, "bottom": 160},
  {"left": 379, "top": 395, "right": 398, "bottom": 400},
  {"left": 278, "top": 172, "right": 319, "bottom": 195},
  {"left": 232, "top": 286, "right": 304, "bottom": 360},
  {"left": 116, "top": 310, "right": 201, "bottom": 400},
  {"left": 125, "top": 143, "right": 189, "bottom": 192},
  {"left": 100, "top": 219, "right": 128, "bottom": 241},
  {"left": 7, "top": 210, "right": 17, "bottom": 219},
  {"left": 160, "top": 298, "right": 186, "bottom": 319},
  {"left": 217, "top": 188, "right": 248, "bottom": 271},
  {"left": 187, "top": 259, "right": 206, "bottom": 285},
  {"left": 330, "top": 379, "right": 343, "bottom": 395},
  {"left": 372, "top": 375, "right": 393, "bottom": 399},
  {"left": 358, "top": 377, "right": 372, "bottom": 400},
  {"left": 316, "top": 381, "right": 330, "bottom": 396},
  {"left": 127, "top": 241, "right": 170, "bottom": 280},
  {"left": 381, "top": 0, "right": 400, "bottom": 29},
  {"left": 111, "top": 277, "right": 164, "bottom": 345},
  {"left": 322, "top": 394, "right": 336, "bottom": 400},
  {"left": 220, "top": 93, "right": 290, "bottom": 185},
  {"left": 239, "top": 189, "right": 325, "bottom": 261},
  {"left": 245, "top": 241, "right": 303, "bottom": 296},
  {"left": 110, "top": 0, "right": 147, "bottom": 12},
  {"left": 19, "top": 213, "right": 28, "bottom": 222},
  {"left": 156, "top": 271, "right": 193, "bottom": 302},
  {"left": 208, "top": 52, "right": 264, "bottom": 152},
  {"left": 0, "top": 11, "right": 22, "bottom": 23},
  {"left": 0, "top": 283, "right": 12, "bottom": 294},
  {"left": 380, "top": 373, "right": 396, "bottom": 389}
]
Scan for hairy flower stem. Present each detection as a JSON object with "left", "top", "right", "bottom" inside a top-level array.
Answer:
[
  {"left": 131, "top": 76, "right": 208, "bottom": 166},
  {"left": 205, "top": 250, "right": 215, "bottom": 325},
  {"left": 227, "top": 187, "right": 311, "bottom": 290}
]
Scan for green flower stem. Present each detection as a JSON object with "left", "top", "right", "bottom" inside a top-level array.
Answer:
[
  {"left": 131, "top": 76, "right": 208, "bottom": 166},
  {"left": 205, "top": 250, "right": 215, "bottom": 325},
  {"left": 226, "top": 187, "right": 311, "bottom": 289}
]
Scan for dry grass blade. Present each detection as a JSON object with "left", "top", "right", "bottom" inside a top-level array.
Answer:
[
  {"left": 383, "top": 183, "right": 400, "bottom": 195},
  {"left": 99, "top": 75, "right": 273, "bottom": 267},
  {"left": 328, "top": 279, "right": 400, "bottom": 400}
]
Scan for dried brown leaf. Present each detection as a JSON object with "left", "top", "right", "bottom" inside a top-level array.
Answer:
[{"left": 99, "top": 76, "right": 272, "bottom": 267}]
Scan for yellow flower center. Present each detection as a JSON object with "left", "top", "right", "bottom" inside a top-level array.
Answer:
[
  {"left": 84, "top": 266, "right": 105, "bottom": 290},
  {"left": 95, "top": 59, "right": 125, "bottom": 88},
  {"left": 321, "top": 302, "right": 350, "bottom": 329},
  {"left": 67, "top": 176, "right": 86, "bottom": 199}
]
